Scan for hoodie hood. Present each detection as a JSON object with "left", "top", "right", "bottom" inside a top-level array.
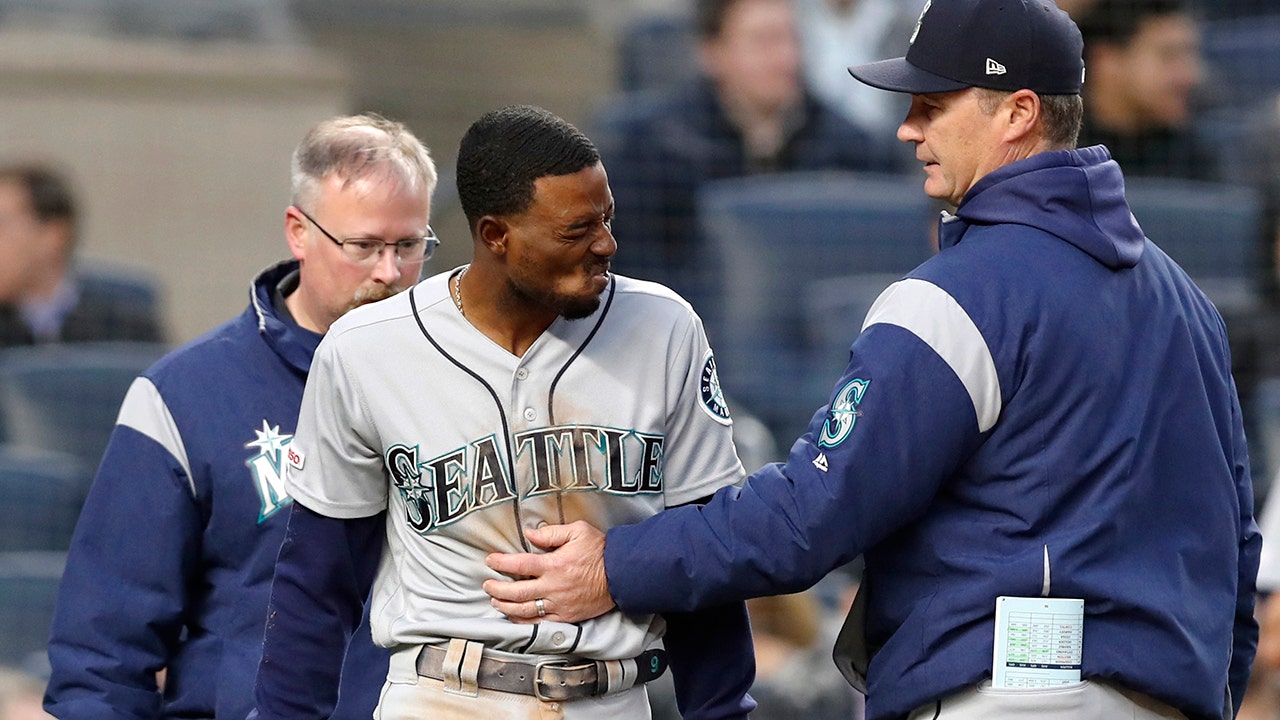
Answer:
[
  {"left": 249, "top": 259, "right": 321, "bottom": 375},
  {"left": 943, "top": 145, "right": 1145, "bottom": 270}
]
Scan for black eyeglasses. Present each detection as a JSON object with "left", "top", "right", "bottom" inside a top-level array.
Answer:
[{"left": 295, "top": 206, "right": 439, "bottom": 265}]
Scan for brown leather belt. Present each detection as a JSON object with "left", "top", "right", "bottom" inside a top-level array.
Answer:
[{"left": 415, "top": 641, "right": 668, "bottom": 702}]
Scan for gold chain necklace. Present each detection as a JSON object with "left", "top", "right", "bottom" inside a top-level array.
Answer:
[{"left": 452, "top": 266, "right": 468, "bottom": 315}]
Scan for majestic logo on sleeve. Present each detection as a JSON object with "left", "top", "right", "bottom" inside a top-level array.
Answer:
[
  {"left": 817, "top": 379, "right": 869, "bottom": 449},
  {"left": 245, "top": 420, "right": 295, "bottom": 523},
  {"left": 386, "top": 425, "right": 666, "bottom": 534},
  {"left": 699, "top": 353, "right": 732, "bottom": 424}
]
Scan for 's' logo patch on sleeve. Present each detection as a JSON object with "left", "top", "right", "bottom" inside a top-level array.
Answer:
[{"left": 818, "top": 378, "right": 870, "bottom": 448}]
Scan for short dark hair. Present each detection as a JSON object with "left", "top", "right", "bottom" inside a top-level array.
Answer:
[
  {"left": 0, "top": 164, "right": 78, "bottom": 253},
  {"left": 1077, "top": 0, "right": 1193, "bottom": 47},
  {"left": 456, "top": 105, "right": 600, "bottom": 232},
  {"left": 1040, "top": 94, "right": 1086, "bottom": 149},
  {"left": 0, "top": 164, "right": 76, "bottom": 225},
  {"left": 694, "top": 0, "right": 747, "bottom": 40}
]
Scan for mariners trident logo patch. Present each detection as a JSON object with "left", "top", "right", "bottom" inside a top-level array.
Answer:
[
  {"left": 818, "top": 378, "right": 869, "bottom": 448},
  {"left": 699, "top": 352, "right": 732, "bottom": 425},
  {"left": 245, "top": 419, "right": 295, "bottom": 523}
]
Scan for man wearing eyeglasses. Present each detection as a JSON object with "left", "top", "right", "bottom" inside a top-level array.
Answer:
[{"left": 44, "top": 114, "right": 437, "bottom": 720}]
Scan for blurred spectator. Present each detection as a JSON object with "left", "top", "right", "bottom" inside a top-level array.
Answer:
[
  {"left": 0, "top": 165, "right": 163, "bottom": 346},
  {"left": 599, "top": 0, "right": 899, "bottom": 300},
  {"left": 1076, "top": 0, "right": 1219, "bottom": 180},
  {"left": 792, "top": 0, "right": 917, "bottom": 136}
]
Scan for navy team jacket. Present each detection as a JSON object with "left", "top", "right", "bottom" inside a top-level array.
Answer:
[
  {"left": 44, "top": 260, "right": 387, "bottom": 720},
  {"left": 604, "top": 146, "right": 1261, "bottom": 720}
]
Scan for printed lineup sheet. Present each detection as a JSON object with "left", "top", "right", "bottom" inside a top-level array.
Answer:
[{"left": 991, "top": 596, "right": 1084, "bottom": 688}]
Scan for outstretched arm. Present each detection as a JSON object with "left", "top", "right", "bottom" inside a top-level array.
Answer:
[{"left": 490, "top": 318, "right": 983, "bottom": 619}]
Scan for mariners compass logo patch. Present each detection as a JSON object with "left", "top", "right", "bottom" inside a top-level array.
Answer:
[{"left": 699, "top": 352, "right": 732, "bottom": 425}]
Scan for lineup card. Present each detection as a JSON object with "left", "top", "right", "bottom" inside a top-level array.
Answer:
[{"left": 992, "top": 596, "right": 1084, "bottom": 688}]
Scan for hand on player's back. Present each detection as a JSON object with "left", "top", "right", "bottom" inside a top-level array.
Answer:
[{"left": 484, "top": 521, "right": 615, "bottom": 623}]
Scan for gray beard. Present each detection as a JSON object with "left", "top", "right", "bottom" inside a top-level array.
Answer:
[{"left": 346, "top": 284, "right": 399, "bottom": 313}]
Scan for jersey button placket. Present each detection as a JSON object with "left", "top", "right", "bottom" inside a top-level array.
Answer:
[
  {"left": 523, "top": 407, "right": 537, "bottom": 422},
  {"left": 516, "top": 367, "right": 529, "bottom": 381}
]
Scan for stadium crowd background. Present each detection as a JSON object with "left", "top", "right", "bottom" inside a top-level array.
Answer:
[{"left": 1, "top": 0, "right": 1280, "bottom": 718}]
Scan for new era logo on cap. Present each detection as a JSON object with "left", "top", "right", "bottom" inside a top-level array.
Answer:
[{"left": 986, "top": 58, "right": 1007, "bottom": 76}]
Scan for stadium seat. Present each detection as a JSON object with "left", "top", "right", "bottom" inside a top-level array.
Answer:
[
  {"left": 0, "top": 445, "right": 92, "bottom": 553},
  {"left": 0, "top": 342, "right": 167, "bottom": 468},
  {"left": 586, "top": 89, "right": 673, "bottom": 166},
  {"left": 1201, "top": 14, "right": 1280, "bottom": 109},
  {"left": 615, "top": 12, "right": 697, "bottom": 93},
  {"left": 1194, "top": 107, "right": 1258, "bottom": 186},
  {"left": 1122, "top": 177, "right": 1265, "bottom": 314},
  {"left": 75, "top": 264, "right": 162, "bottom": 317},
  {"left": 0, "top": 550, "right": 66, "bottom": 668},
  {"left": 695, "top": 171, "right": 937, "bottom": 440}
]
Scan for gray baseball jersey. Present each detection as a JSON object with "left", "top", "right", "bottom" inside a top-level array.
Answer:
[{"left": 285, "top": 268, "right": 745, "bottom": 661}]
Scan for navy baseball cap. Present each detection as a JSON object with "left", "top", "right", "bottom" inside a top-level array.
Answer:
[{"left": 848, "top": 0, "right": 1085, "bottom": 95}]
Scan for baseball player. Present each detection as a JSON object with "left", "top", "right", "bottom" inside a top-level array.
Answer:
[
  {"left": 44, "top": 114, "right": 437, "bottom": 720},
  {"left": 251, "top": 105, "right": 756, "bottom": 720}
]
